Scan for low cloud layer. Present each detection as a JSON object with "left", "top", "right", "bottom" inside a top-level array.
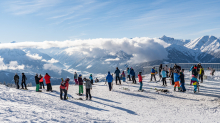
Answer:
[
  {"left": 0, "top": 57, "right": 25, "bottom": 70},
  {"left": 0, "top": 37, "right": 169, "bottom": 63}
]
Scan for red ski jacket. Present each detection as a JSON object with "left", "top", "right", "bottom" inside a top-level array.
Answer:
[
  {"left": 138, "top": 74, "right": 142, "bottom": 82},
  {"left": 44, "top": 74, "right": 51, "bottom": 84},
  {"left": 60, "top": 81, "right": 69, "bottom": 90},
  {"left": 39, "top": 77, "right": 43, "bottom": 83}
]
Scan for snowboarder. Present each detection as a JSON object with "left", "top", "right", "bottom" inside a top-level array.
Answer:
[
  {"left": 21, "top": 73, "right": 27, "bottom": 89},
  {"left": 106, "top": 71, "right": 113, "bottom": 91},
  {"left": 114, "top": 67, "right": 121, "bottom": 85},
  {"left": 138, "top": 72, "right": 143, "bottom": 91},
  {"left": 121, "top": 71, "right": 126, "bottom": 82},
  {"left": 130, "top": 67, "right": 136, "bottom": 84},
  {"left": 84, "top": 77, "right": 92, "bottom": 100},
  {"left": 174, "top": 70, "right": 180, "bottom": 91},
  {"left": 89, "top": 74, "right": 93, "bottom": 85},
  {"left": 180, "top": 69, "right": 186, "bottom": 92},
  {"left": 35, "top": 74, "right": 40, "bottom": 92},
  {"left": 199, "top": 66, "right": 204, "bottom": 83},
  {"left": 150, "top": 67, "right": 156, "bottom": 82},
  {"left": 191, "top": 75, "right": 199, "bottom": 93},
  {"left": 14, "top": 73, "right": 19, "bottom": 89},
  {"left": 39, "top": 74, "right": 45, "bottom": 89},
  {"left": 161, "top": 68, "right": 167, "bottom": 86},
  {"left": 44, "top": 73, "right": 52, "bottom": 92},
  {"left": 60, "top": 78, "right": 69, "bottom": 100},
  {"left": 127, "top": 67, "right": 131, "bottom": 81},
  {"left": 74, "top": 72, "right": 78, "bottom": 85},
  {"left": 78, "top": 74, "right": 83, "bottom": 95}
]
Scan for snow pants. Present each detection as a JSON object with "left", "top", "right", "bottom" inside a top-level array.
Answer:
[
  {"left": 199, "top": 74, "right": 203, "bottom": 82},
  {"left": 74, "top": 79, "right": 78, "bottom": 85},
  {"left": 139, "top": 82, "right": 143, "bottom": 90},
  {"left": 174, "top": 81, "right": 180, "bottom": 88},
  {"left": 36, "top": 84, "right": 39, "bottom": 92},
  {"left": 15, "top": 80, "right": 19, "bottom": 89},
  {"left": 21, "top": 81, "right": 26, "bottom": 89},
  {"left": 162, "top": 78, "right": 166, "bottom": 85},
  {"left": 108, "top": 82, "right": 112, "bottom": 91},
  {"left": 79, "top": 85, "right": 83, "bottom": 94},
  {"left": 180, "top": 83, "right": 186, "bottom": 92},
  {"left": 122, "top": 77, "right": 126, "bottom": 82},
  {"left": 150, "top": 74, "right": 156, "bottom": 81},
  {"left": 40, "top": 82, "right": 44, "bottom": 89},
  {"left": 127, "top": 75, "right": 131, "bottom": 81},
  {"left": 132, "top": 76, "right": 136, "bottom": 84},
  {"left": 86, "top": 89, "right": 91, "bottom": 99},
  {"left": 46, "top": 83, "right": 52, "bottom": 91},
  {"left": 91, "top": 79, "right": 93, "bottom": 85},
  {"left": 116, "top": 76, "right": 121, "bottom": 85},
  {"left": 60, "top": 88, "right": 67, "bottom": 100},
  {"left": 194, "top": 85, "right": 197, "bottom": 92}
]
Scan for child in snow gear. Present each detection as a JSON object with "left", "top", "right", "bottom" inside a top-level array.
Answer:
[
  {"left": 179, "top": 69, "right": 186, "bottom": 92},
  {"left": 121, "top": 71, "right": 126, "bottom": 82},
  {"left": 89, "top": 74, "right": 93, "bottom": 85},
  {"left": 138, "top": 72, "right": 143, "bottom": 91},
  {"left": 173, "top": 70, "right": 180, "bottom": 91},
  {"left": 84, "top": 78, "right": 92, "bottom": 100},
  {"left": 199, "top": 66, "right": 204, "bottom": 83},
  {"left": 60, "top": 78, "right": 69, "bottom": 100},
  {"left": 130, "top": 68, "right": 136, "bottom": 84},
  {"left": 44, "top": 73, "right": 52, "bottom": 92},
  {"left": 35, "top": 74, "right": 40, "bottom": 92},
  {"left": 151, "top": 67, "right": 156, "bottom": 82},
  {"left": 115, "top": 67, "right": 121, "bottom": 85},
  {"left": 39, "top": 74, "right": 45, "bottom": 89},
  {"left": 106, "top": 72, "right": 113, "bottom": 91},
  {"left": 191, "top": 75, "right": 199, "bottom": 93},
  {"left": 78, "top": 74, "right": 83, "bottom": 95},
  {"left": 21, "top": 73, "right": 27, "bottom": 89},
  {"left": 127, "top": 67, "right": 131, "bottom": 81},
  {"left": 161, "top": 68, "right": 167, "bottom": 86},
  {"left": 14, "top": 73, "right": 19, "bottom": 89},
  {"left": 74, "top": 72, "right": 78, "bottom": 85}
]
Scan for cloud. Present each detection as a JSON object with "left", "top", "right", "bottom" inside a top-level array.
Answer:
[
  {"left": 26, "top": 52, "right": 42, "bottom": 60},
  {"left": 43, "top": 64, "right": 61, "bottom": 74},
  {"left": 0, "top": 57, "right": 25, "bottom": 70},
  {"left": 105, "top": 58, "right": 120, "bottom": 61},
  {"left": 42, "top": 58, "right": 59, "bottom": 63}
]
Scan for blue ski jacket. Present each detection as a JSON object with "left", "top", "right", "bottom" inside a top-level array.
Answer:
[
  {"left": 106, "top": 72, "right": 113, "bottom": 83},
  {"left": 161, "top": 71, "right": 166, "bottom": 78},
  {"left": 130, "top": 69, "right": 135, "bottom": 76},
  {"left": 127, "top": 69, "right": 130, "bottom": 75},
  {"left": 174, "top": 73, "right": 180, "bottom": 82},
  {"left": 89, "top": 76, "right": 93, "bottom": 80}
]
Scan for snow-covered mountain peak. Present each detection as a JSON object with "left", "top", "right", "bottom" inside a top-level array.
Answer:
[{"left": 159, "top": 35, "right": 191, "bottom": 46}]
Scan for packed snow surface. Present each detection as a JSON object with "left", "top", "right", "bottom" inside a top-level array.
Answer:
[{"left": 0, "top": 71, "right": 220, "bottom": 122}]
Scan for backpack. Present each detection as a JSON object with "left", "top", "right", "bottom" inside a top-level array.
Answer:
[{"left": 60, "top": 81, "right": 66, "bottom": 87}]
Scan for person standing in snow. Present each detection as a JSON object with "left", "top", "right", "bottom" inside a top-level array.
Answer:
[
  {"left": 35, "top": 74, "right": 40, "bottom": 92},
  {"left": 127, "top": 67, "right": 131, "bottom": 81},
  {"left": 169, "top": 68, "right": 174, "bottom": 85},
  {"left": 60, "top": 78, "right": 69, "bottom": 100},
  {"left": 199, "top": 66, "right": 204, "bottom": 83},
  {"left": 84, "top": 77, "right": 92, "bottom": 100},
  {"left": 173, "top": 70, "right": 180, "bottom": 91},
  {"left": 121, "top": 71, "right": 126, "bottom": 82},
  {"left": 164, "top": 65, "right": 169, "bottom": 77},
  {"left": 159, "top": 64, "right": 163, "bottom": 81},
  {"left": 89, "top": 74, "right": 93, "bottom": 85},
  {"left": 44, "top": 73, "right": 52, "bottom": 92},
  {"left": 21, "top": 73, "right": 27, "bottom": 89},
  {"left": 114, "top": 67, "right": 121, "bottom": 85},
  {"left": 39, "top": 74, "right": 45, "bottom": 89},
  {"left": 78, "top": 74, "right": 83, "bottom": 95},
  {"left": 106, "top": 71, "right": 113, "bottom": 91},
  {"left": 179, "top": 69, "right": 186, "bottom": 92},
  {"left": 191, "top": 75, "right": 199, "bottom": 93},
  {"left": 150, "top": 67, "right": 156, "bottom": 82},
  {"left": 14, "top": 73, "right": 19, "bottom": 89},
  {"left": 74, "top": 72, "right": 78, "bottom": 85},
  {"left": 138, "top": 72, "right": 143, "bottom": 91},
  {"left": 161, "top": 68, "right": 167, "bottom": 86},
  {"left": 130, "top": 68, "right": 136, "bottom": 84}
]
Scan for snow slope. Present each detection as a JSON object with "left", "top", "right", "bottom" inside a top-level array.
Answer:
[{"left": 1, "top": 71, "right": 220, "bottom": 122}]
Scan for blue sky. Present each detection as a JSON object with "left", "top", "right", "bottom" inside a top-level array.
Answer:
[{"left": 0, "top": 0, "right": 220, "bottom": 43}]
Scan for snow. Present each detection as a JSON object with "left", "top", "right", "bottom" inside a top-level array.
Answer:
[{"left": 1, "top": 71, "right": 220, "bottom": 122}]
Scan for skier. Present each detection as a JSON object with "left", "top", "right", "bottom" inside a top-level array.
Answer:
[
  {"left": 179, "top": 69, "right": 186, "bottom": 92},
  {"left": 130, "top": 68, "right": 136, "bottom": 84},
  {"left": 78, "top": 74, "right": 83, "bottom": 95},
  {"left": 14, "top": 73, "right": 19, "bottom": 89},
  {"left": 84, "top": 77, "right": 92, "bottom": 100},
  {"left": 44, "top": 73, "right": 52, "bottom": 92},
  {"left": 161, "top": 68, "right": 167, "bottom": 86},
  {"left": 199, "top": 66, "right": 204, "bottom": 83},
  {"left": 159, "top": 64, "right": 163, "bottom": 81},
  {"left": 173, "top": 70, "right": 180, "bottom": 91},
  {"left": 74, "top": 72, "right": 78, "bottom": 85},
  {"left": 60, "top": 78, "right": 69, "bottom": 100},
  {"left": 127, "top": 67, "right": 131, "bottom": 81},
  {"left": 21, "top": 73, "right": 27, "bottom": 89},
  {"left": 35, "top": 74, "right": 40, "bottom": 92},
  {"left": 89, "top": 74, "right": 93, "bottom": 85},
  {"left": 191, "top": 75, "right": 199, "bottom": 93},
  {"left": 121, "top": 71, "right": 126, "bottom": 82},
  {"left": 39, "top": 74, "right": 45, "bottom": 89},
  {"left": 138, "top": 72, "right": 143, "bottom": 91},
  {"left": 106, "top": 71, "right": 113, "bottom": 91},
  {"left": 114, "top": 67, "right": 121, "bottom": 85},
  {"left": 150, "top": 67, "right": 156, "bottom": 82}
]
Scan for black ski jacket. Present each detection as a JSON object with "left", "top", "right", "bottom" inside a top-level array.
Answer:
[{"left": 35, "top": 75, "right": 39, "bottom": 84}]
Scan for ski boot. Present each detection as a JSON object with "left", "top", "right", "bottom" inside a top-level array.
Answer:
[{"left": 174, "top": 87, "right": 176, "bottom": 91}]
